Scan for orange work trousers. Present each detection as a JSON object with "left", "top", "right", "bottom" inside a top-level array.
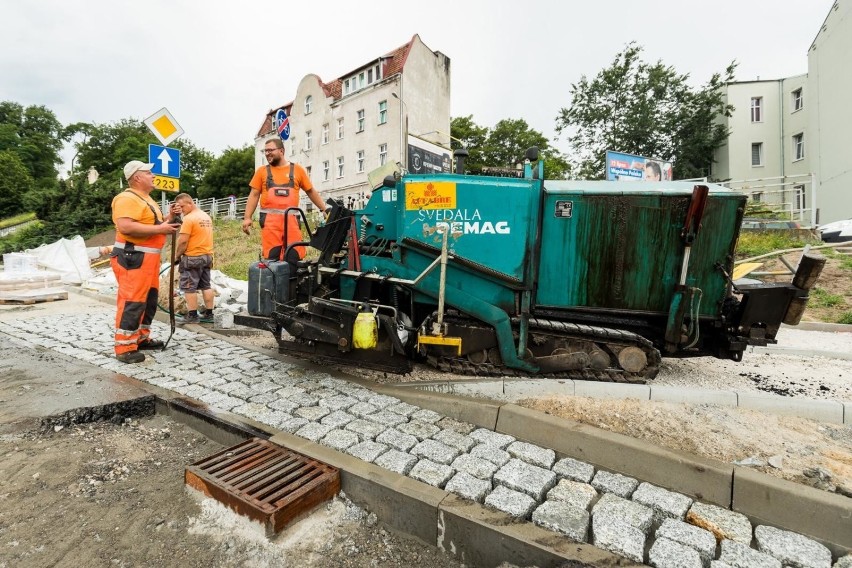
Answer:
[
  {"left": 111, "top": 252, "right": 161, "bottom": 355},
  {"left": 261, "top": 213, "right": 306, "bottom": 261}
]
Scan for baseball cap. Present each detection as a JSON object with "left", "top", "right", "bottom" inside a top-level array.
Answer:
[{"left": 123, "top": 160, "right": 154, "bottom": 181}]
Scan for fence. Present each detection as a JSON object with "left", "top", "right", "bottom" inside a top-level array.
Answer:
[
  {"left": 159, "top": 195, "right": 250, "bottom": 220},
  {"left": 718, "top": 173, "right": 817, "bottom": 227}
]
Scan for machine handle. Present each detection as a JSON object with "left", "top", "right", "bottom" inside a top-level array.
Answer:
[{"left": 681, "top": 185, "right": 710, "bottom": 244}]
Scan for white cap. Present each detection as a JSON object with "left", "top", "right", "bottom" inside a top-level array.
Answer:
[{"left": 123, "top": 160, "right": 154, "bottom": 181}]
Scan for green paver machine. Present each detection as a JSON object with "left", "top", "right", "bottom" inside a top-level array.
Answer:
[{"left": 236, "top": 149, "right": 823, "bottom": 382}]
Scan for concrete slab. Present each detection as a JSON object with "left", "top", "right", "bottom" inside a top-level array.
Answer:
[
  {"left": 574, "top": 381, "right": 650, "bottom": 401},
  {"left": 503, "top": 379, "right": 574, "bottom": 400},
  {"left": 732, "top": 466, "right": 852, "bottom": 553},
  {"left": 737, "top": 392, "right": 844, "bottom": 424},
  {"left": 0, "top": 332, "right": 160, "bottom": 435},
  {"left": 651, "top": 386, "right": 738, "bottom": 407},
  {"left": 438, "top": 494, "right": 641, "bottom": 568},
  {"left": 496, "top": 404, "right": 733, "bottom": 507}
]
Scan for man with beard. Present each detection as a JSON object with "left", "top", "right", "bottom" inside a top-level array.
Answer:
[{"left": 242, "top": 138, "right": 327, "bottom": 262}]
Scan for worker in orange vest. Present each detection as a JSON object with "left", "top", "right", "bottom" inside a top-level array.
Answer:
[
  {"left": 110, "top": 160, "right": 181, "bottom": 363},
  {"left": 242, "top": 138, "right": 328, "bottom": 262}
]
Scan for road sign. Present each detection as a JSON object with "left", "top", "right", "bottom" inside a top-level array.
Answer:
[
  {"left": 148, "top": 144, "right": 181, "bottom": 178},
  {"left": 275, "top": 108, "right": 290, "bottom": 141},
  {"left": 153, "top": 176, "right": 180, "bottom": 192},
  {"left": 144, "top": 107, "right": 184, "bottom": 146}
]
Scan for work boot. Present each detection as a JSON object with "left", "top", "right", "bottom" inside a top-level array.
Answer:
[
  {"left": 138, "top": 339, "right": 165, "bottom": 350},
  {"left": 116, "top": 351, "right": 145, "bottom": 364},
  {"left": 180, "top": 312, "right": 200, "bottom": 325},
  {"left": 198, "top": 309, "right": 214, "bottom": 323}
]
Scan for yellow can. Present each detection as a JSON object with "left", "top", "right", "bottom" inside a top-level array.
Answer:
[{"left": 352, "top": 308, "right": 378, "bottom": 349}]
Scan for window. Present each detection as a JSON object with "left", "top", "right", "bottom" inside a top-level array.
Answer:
[
  {"left": 321, "top": 123, "right": 329, "bottom": 145},
  {"left": 358, "top": 72, "right": 365, "bottom": 88},
  {"left": 793, "top": 133, "right": 805, "bottom": 161},
  {"left": 337, "top": 118, "right": 344, "bottom": 140},
  {"left": 379, "top": 143, "right": 387, "bottom": 166},
  {"left": 304, "top": 95, "right": 312, "bottom": 115},
  {"left": 378, "top": 100, "right": 387, "bottom": 125},
  {"left": 751, "top": 142, "right": 763, "bottom": 166},
  {"left": 750, "top": 97, "right": 763, "bottom": 122},
  {"left": 792, "top": 88, "right": 803, "bottom": 112},
  {"left": 305, "top": 130, "right": 312, "bottom": 151},
  {"left": 322, "top": 160, "right": 329, "bottom": 181},
  {"left": 356, "top": 150, "right": 365, "bottom": 172},
  {"left": 795, "top": 185, "right": 806, "bottom": 210},
  {"left": 357, "top": 109, "right": 365, "bottom": 132},
  {"left": 289, "top": 136, "right": 296, "bottom": 156},
  {"left": 752, "top": 192, "right": 763, "bottom": 203},
  {"left": 306, "top": 166, "right": 311, "bottom": 176},
  {"left": 344, "top": 79, "right": 351, "bottom": 95},
  {"left": 367, "top": 68, "right": 373, "bottom": 84},
  {"left": 336, "top": 156, "right": 344, "bottom": 178}
]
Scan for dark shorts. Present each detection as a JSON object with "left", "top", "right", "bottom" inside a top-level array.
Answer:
[{"left": 179, "top": 254, "right": 213, "bottom": 292}]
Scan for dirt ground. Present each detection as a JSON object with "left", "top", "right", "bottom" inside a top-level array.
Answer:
[
  {"left": 0, "top": 415, "right": 465, "bottom": 568},
  {"left": 516, "top": 396, "right": 852, "bottom": 497}
]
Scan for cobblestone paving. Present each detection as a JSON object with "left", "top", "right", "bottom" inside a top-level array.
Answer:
[{"left": 1, "top": 313, "right": 846, "bottom": 567}]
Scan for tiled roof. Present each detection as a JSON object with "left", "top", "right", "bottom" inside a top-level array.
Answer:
[{"left": 257, "top": 35, "right": 418, "bottom": 138}]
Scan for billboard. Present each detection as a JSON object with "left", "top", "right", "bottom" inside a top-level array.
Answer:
[
  {"left": 407, "top": 135, "right": 451, "bottom": 175},
  {"left": 606, "top": 150, "right": 672, "bottom": 182}
]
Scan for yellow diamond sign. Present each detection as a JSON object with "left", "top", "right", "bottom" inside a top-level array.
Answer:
[{"left": 143, "top": 107, "right": 184, "bottom": 146}]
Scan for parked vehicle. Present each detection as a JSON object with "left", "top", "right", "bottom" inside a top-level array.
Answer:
[{"left": 819, "top": 219, "right": 852, "bottom": 243}]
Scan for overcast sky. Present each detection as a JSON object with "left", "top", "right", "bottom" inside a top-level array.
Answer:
[{"left": 0, "top": 0, "right": 832, "bottom": 173}]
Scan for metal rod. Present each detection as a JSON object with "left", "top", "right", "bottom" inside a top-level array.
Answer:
[{"left": 436, "top": 229, "right": 449, "bottom": 331}]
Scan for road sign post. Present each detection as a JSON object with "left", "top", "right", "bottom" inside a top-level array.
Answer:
[{"left": 144, "top": 107, "right": 184, "bottom": 193}]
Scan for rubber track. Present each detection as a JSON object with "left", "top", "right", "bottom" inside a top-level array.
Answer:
[{"left": 430, "top": 317, "right": 661, "bottom": 384}]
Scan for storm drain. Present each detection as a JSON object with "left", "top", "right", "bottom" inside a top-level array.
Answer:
[{"left": 185, "top": 437, "right": 340, "bottom": 535}]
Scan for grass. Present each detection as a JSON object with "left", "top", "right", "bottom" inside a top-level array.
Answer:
[
  {"left": 839, "top": 256, "right": 852, "bottom": 271},
  {"left": 212, "top": 219, "right": 261, "bottom": 280},
  {"left": 837, "top": 311, "right": 852, "bottom": 325},
  {"left": 735, "top": 231, "right": 822, "bottom": 259},
  {"left": 809, "top": 287, "right": 844, "bottom": 308},
  {"left": 0, "top": 212, "right": 36, "bottom": 230}
]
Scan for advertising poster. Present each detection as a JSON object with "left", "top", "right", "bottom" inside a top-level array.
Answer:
[
  {"left": 408, "top": 135, "right": 451, "bottom": 175},
  {"left": 606, "top": 150, "right": 672, "bottom": 182}
]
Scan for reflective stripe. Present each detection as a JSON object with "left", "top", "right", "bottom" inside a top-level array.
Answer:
[
  {"left": 259, "top": 208, "right": 290, "bottom": 215},
  {"left": 113, "top": 242, "right": 162, "bottom": 254},
  {"left": 140, "top": 324, "right": 151, "bottom": 330},
  {"left": 116, "top": 327, "right": 139, "bottom": 335},
  {"left": 115, "top": 338, "right": 138, "bottom": 346}
]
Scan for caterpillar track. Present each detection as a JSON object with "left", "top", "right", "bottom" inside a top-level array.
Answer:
[{"left": 424, "top": 315, "right": 662, "bottom": 384}]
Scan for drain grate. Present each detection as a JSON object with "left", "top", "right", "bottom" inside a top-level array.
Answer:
[{"left": 185, "top": 437, "right": 340, "bottom": 535}]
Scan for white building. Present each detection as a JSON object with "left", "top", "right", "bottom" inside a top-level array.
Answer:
[
  {"left": 712, "top": 0, "right": 851, "bottom": 226},
  {"left": 254, "top": 34, "right": 451, "bottom": 211}
]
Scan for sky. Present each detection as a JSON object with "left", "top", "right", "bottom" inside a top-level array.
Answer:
[{"left": 0, "top": 0, "right": 833, "bottom": 174}]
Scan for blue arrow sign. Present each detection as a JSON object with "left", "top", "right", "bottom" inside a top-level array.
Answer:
[{"left": 148, "top": 144, "right": 181, "bottom": 178}]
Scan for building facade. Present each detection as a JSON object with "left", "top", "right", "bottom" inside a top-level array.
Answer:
[
  {"left": 712, "top": 0, "right": 851, "bottom": 226},
  {"left": 254, "top": 34, "right": 451, "bottom": 211}
]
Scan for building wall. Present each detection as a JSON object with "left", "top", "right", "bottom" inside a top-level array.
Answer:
[
  {"left": 808, "top": 0, "right": 852, "bottom": 224},
  {"left": 254, "top": 35, "right": 451, "bottom": 212}
]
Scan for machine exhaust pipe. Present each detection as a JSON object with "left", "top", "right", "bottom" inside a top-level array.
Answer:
[
  {"left": 783, "top": 253, "right": 826, "bottom": 325},
  {"left": 453, "top": 148, "right": 469, "bottom": 174}
]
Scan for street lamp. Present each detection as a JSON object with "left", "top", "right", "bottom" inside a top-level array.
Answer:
[{"left": 391, "top": 92, "right": 408, "bottom": 170}]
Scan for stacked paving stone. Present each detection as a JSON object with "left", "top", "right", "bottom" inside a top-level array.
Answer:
[{"left": 1, "top": 312, "right": 848, "bottom": 567}]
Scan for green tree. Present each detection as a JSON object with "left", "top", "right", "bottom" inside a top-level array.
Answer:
[
  {"left": 554, "top": 43, "right": 735, "bottom": 180},
  {"left": 0, "top": 101, "right": 65, "bottom": 215},
  {"left": 198, "top": 145, "right": 254, "bottom": 200},
  {"left": 450, "top": 115, "right": 488, "bottom": 173},
  {"left": 0, "top": 151, "right": 33, "bottom": 217},
  {"left": 450, "top": 116, "right": 570, "bottom": 179},
  {"left": 485, "top": 119, "right": 570, "bottom": 179}
]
